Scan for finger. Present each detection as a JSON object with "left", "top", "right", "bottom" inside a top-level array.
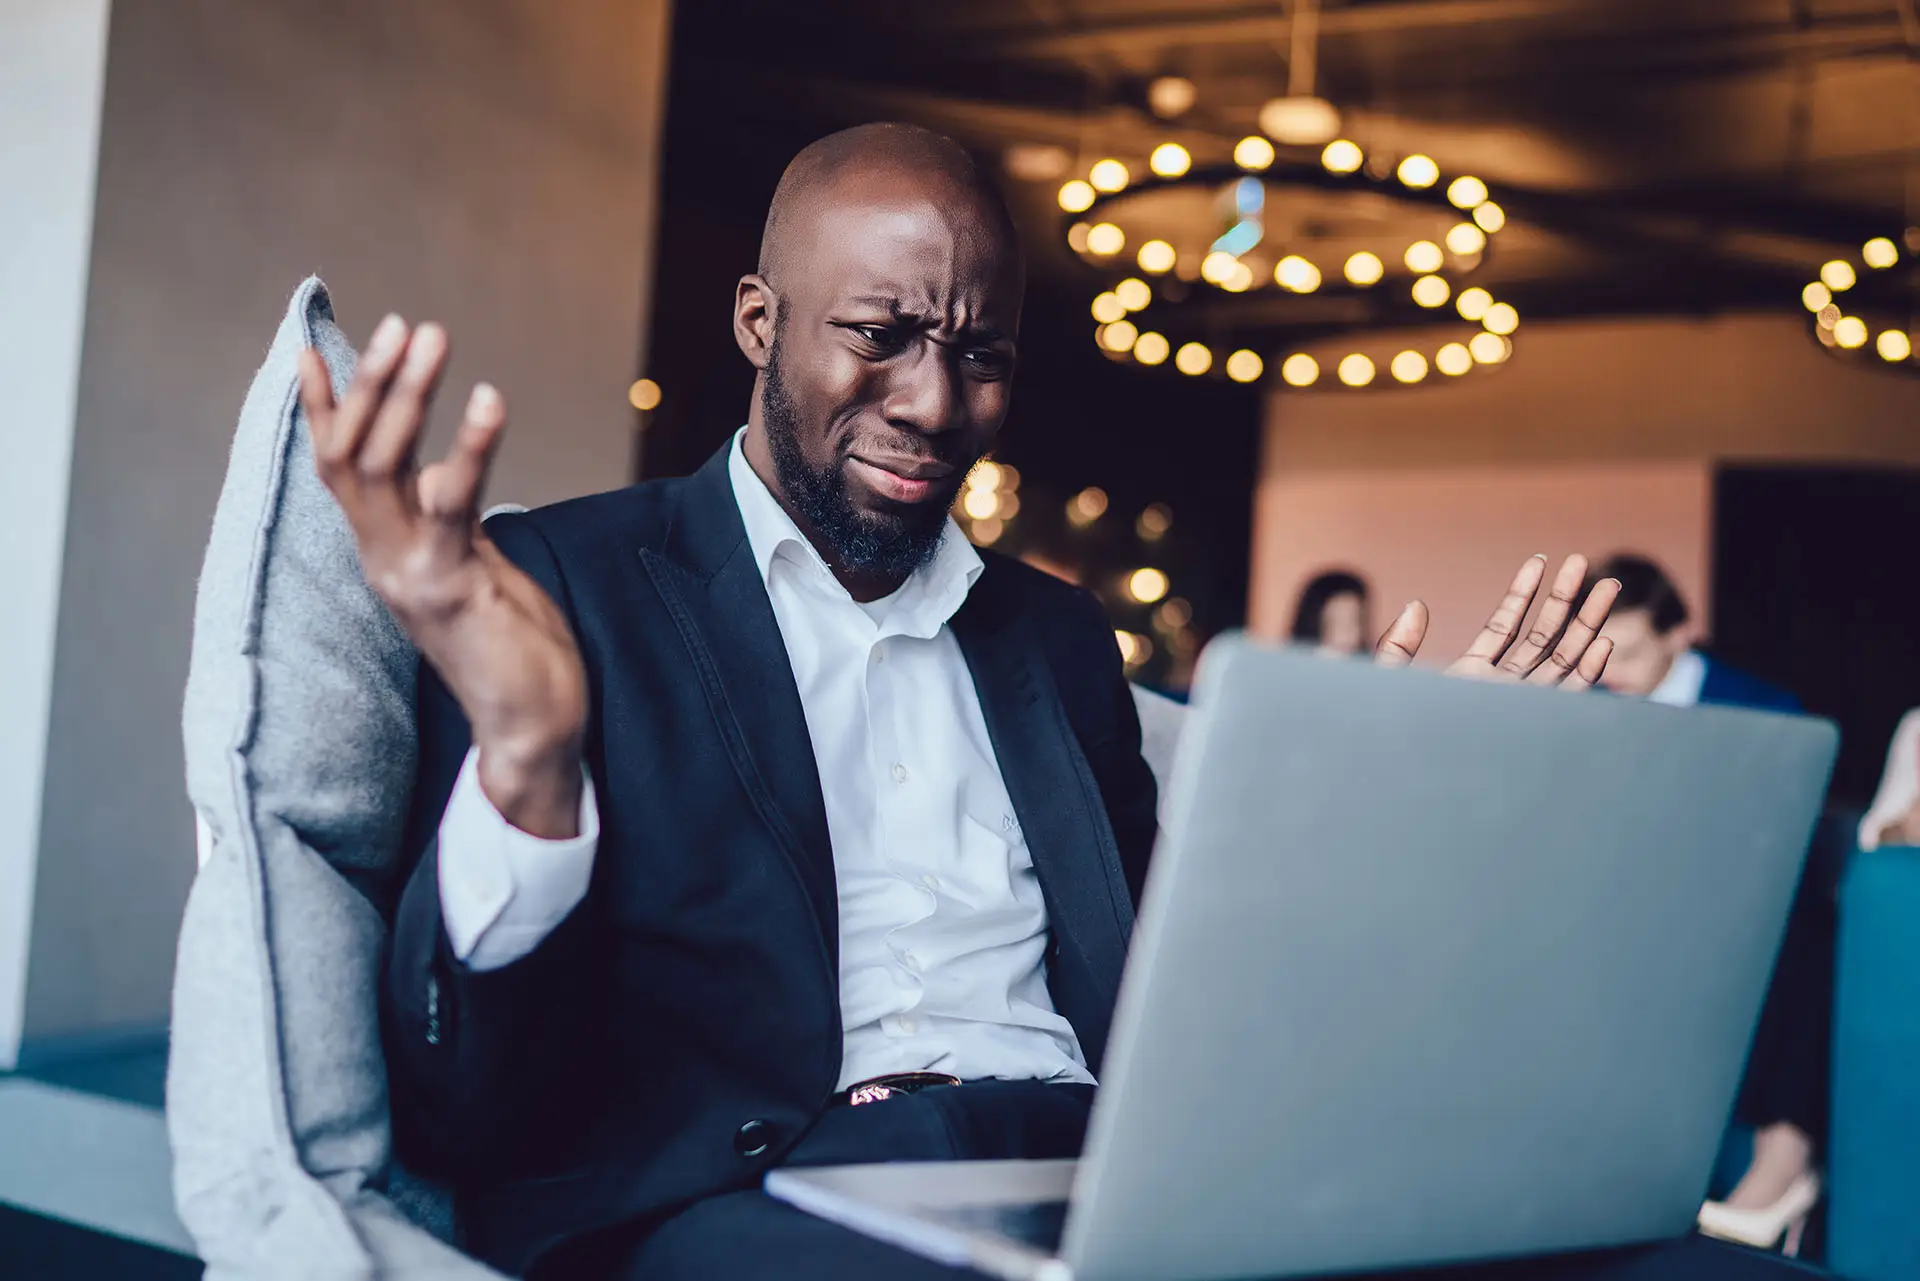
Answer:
[
  {"left": 322, "top": 314, "right": 410, "bottom": 471},
  {"left": 1527, "top": 576, "right": 1621, "bottom": 686},
  {"left": 296, "top": 348, "right": 337, "bottom": 456},
  {"left": 1563, "top": 635, "right": 1614, "bottom": 691},
  {"left": 419, "top": 383, "right": 507, "bottom": 527},
  {"left": 1500, "top": 554, "right": 1589, "bottom": 678},
  {"left": 1459, "top": 554, "right": 1547, "bottom": 667},
  {"left": 1373, "top": 601, "right": 1428, "bottom": 668},
  {"left": 359, "top": 321, "right": 450, "bottom": 479}
]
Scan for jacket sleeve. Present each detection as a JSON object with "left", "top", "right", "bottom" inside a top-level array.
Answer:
[{"left": 382, "top": 513, "right": 615, "bottom": 1179}]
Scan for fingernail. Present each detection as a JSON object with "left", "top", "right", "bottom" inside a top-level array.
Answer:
[
  {"left": 1533, "top": 552, "right": 1547, "bottom": 560},
  {"left": 369, "top": 313, "right": 405, "bottom": 356},
  {"left": 403, "top": 325, "right": 443, "bottom": 374},
  {"left": 467, "top": 382, "right": 502, "bottom": 418}
]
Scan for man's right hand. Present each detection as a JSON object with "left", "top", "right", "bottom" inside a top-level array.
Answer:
[{"left": 298, "top": 316, "right": 587, "bottom": 838}]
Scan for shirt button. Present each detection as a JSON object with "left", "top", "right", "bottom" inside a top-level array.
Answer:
[
  {"left": 891, "top": 763, "right": 909, "bottom": 784},
  {"left": 920, "top": 873, "right": 941, "bottom": 892},
  {"left": 898, "top": 1015, "right": 920, "bottom": 1035},
  {"left": 900, "top": 950, "right": 921, "bottom": 973}
]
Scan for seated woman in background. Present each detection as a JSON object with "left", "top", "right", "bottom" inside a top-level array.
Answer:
[
  {"left": 1860, "top": 708, "right": 1920, "bottom": 849},
  {"left": 1289, "top": 569, "right": 1371, "bottom": 656}
]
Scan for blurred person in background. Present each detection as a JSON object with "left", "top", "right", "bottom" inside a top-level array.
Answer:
[
  {"left": 1290, "top": 569, "right": 1371, "bottom": 656},
  {"left": 1859, "top": 708, "right": 1920, "bottom": 850},
  {"left": 1587, "top": 554, "right": 1797, "bottom": 713},
  {"left": 1584, "top": 553, "right": 1822, "bottom": 1253}
]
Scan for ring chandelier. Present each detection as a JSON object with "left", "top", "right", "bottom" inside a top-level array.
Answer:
[
  {"left": 1798, "top": 232, "right": 1920, "bottom": 372},
  {"left": 1058, "top": 137, "right": 1522, "bottom": 389}
]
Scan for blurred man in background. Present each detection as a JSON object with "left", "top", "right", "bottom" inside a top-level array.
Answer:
[{"left": 1587, "top": 553, "right": 1797, "bottom": 714}]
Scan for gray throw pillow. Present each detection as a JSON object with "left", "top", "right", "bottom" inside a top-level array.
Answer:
[{"left": 171, "top": 277, "right": 502, "bottom": 1279}]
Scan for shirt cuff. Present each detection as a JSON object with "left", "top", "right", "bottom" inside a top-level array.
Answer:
[{"left": 437, "top": 746, "right": 599, "bottom": 972}]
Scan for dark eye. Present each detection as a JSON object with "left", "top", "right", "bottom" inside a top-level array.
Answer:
[
  {"left": 963, "top": 347, "right": 1013, "bottom": 378},
  {"left": 851, "top": 324, "right": 905, "bottom": 352}
]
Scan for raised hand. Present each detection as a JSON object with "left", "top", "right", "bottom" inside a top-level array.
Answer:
[
  {"left": 1373, "top": 554, "right": 1618, "bottom": 689},
  {"left": 298, "top": 316, "right": 588, "bottom": 837}
]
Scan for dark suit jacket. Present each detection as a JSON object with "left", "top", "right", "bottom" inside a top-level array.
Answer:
[
  {"left": 381, "top": 444, "right": 1158, "bottom": 1274},
  {"left": 1696, "top": 654, "right": 1801, "bottom": 716}
]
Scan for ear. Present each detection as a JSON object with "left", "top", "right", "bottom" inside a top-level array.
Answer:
[{"left": 733, "top": 275, "right": 776, "bottom": 371}]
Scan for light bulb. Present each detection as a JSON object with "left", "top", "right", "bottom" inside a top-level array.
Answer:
[
  {"left": 1089, "top": 159, "right": 1130, "bottom": 193},
  {"left": 1435, "top": 342, "right": 1472, "bottom": 376},
  {"left": 971, "top": 517, "right": 1004, "bottom": 546},
  {"left": 1058, "top": 180, "right": 1095, "bottom": 213},
  {"left": 1321, "top": 139, "right": 1364, "bottom": 174},
  {"left": 1482, "top": 302, "right": 1519, "bottom": 335},
  {"left": 1147, "top": 76, "right": 1197, "bottom": 118},
  {"left": 1087, "top": 223, "right": 1125, "bottom": 255},
  {"left": 1137, "top": 239, "right": 1177, "bottom": 274},
  {"left": 1390, "top": 350, "right": 1429, "bottom": 383},
  {"left": 1864, "top": 237, "right": 1900, "bottom": 269},
  {"left": 1801, "top": 282, "right": 1832, "bottom": 312},
  {"left": 1225, "top": 349, "right": 1264, "bottom": 383},
  {"left": 1344, "top": 251, "right": 1384, "bottom": 286},
  {"left": 1447, "top": 176, "right": 1488, "bottom": 209},
  {"left": 969, "top": 460, "right": 1002, "bottom": 493},
  {"left": 1877, "top": 329, "right": 1912, "bottom": 361},
  {"left": 1834, "top": 316, "right": 1868, "bottom": 348},
  {"left": 627, "top": 378, "right": 662, "bottom": 411},
  {"left": 1115, "top": 278, "right": 1152, "bottom": 311},
  {"left": 1174, "top": 342, "right": 1213, "bottom": 375},
  {"left": 1149, "top": 143, "right": 1191, "bottom": 178},
  {"left": 1091, "top": 292, "right": 1126, "bottom": 324},
  {"left": 1472, "top": 201, "right": 1506, "bottom": 232},
  {"left": 1456, "top": 287, "right": 1492, "bottom": 321},
  {"left": 1234, "top": 135, "right": 1276, "bottom": 171},
  {"left": 1337, "top": 353, "right": 1376, "bottom": 386},
  {"left": 1275, "top": 255, "right": 1322, "bottom": 292},
  {"left": 1201, "top": 251, "right": 1238, "bottom": 284},
  {"left": 1221, "top": 262, "right": 1255, "bottom": 292},
  {"left": 1133, "top": 332, "right": 1170, "bottom": 365},
  {"left": 1821, "top": 260, "right": 1857, "bottom": 292},
  {"left": 963, "top": 488, "right": 999, "bottom": 520},
  {"left": 1469, "top": 331, "right": 1510, "bottom": 363},
  {"left": 1128, "top": 567, "right": 1170, "bottom": 604},
  {"left": 1411, "top": 275, "right": 1450, "bottom": 308},
  {"left": 1281, "top": 353, "right": 1319, "bottom": 386},
  {"left": 1446, "top": 222, "right": 1488, "bottom": 256},
  {"left": 1404, "top": 241, "right": 1445, "bottom": 273},
  {"left": 1396, "top": 154, "right": 1439, "bottom": 188},
  {"left": 1101, "top": 319, "right": 1139, "bottom": 352}
]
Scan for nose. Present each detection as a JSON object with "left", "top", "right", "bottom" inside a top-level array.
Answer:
[{"left": 880, "top": 343, "right": 962, "bottom": 437}]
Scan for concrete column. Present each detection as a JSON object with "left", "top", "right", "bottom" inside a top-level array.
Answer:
[{"left": 0, "top": 0, "right": 115, "bottom": 1069}]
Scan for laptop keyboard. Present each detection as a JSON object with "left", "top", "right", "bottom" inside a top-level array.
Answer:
[{"left": 923, "top": 1200, "right": 1070, "bottom": 1251}]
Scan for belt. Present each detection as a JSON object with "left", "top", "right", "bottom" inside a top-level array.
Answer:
[{"left": 832, "top": 1071, "right": 963, "bottom": 1107}]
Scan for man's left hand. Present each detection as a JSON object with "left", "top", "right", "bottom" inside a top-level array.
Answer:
[{"left": 1372, "top": 554, "right": 1619, "bottom": 689}]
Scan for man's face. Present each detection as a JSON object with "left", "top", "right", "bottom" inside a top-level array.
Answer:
[
  {"left": 757, "top": 189, "right": 1021, "bottom": 578},
  {"left": 1595, "top": 606, "right": 1687, "bottom": 696}
]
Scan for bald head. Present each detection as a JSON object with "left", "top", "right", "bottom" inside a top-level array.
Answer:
[{"left": 757, "top": 122, "right": 1022, "bottom": 289}]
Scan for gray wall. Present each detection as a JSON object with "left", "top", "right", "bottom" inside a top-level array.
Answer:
[{"left": 24, "top": 0, "right": 672, "bottom": 1040}]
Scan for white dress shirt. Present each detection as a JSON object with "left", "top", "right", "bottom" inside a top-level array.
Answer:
[
  {"left": 1646, "top": 648, "right": 1708, "bottom": 708},
  {"left": 436, "top": 429, "right": 1092, "bottom": 1089}
]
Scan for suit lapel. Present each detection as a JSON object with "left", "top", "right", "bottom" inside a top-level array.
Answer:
[
  {"left": 640, "top": 448, "right": 839, "bottom": 967},
  {"left": 950, "top": 572, "right": 1134, "bottom": 1016}
]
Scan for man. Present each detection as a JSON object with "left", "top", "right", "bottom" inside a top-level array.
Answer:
[
  {"left": 1583, "top": 553, "right": 1818, "bottom": 1245},
  {"left": 298, "top": 124, "right": 1619, "bottom": 1280},
  {"left": 1586, "top": 554, "right": 1797, "bottom": 713}
]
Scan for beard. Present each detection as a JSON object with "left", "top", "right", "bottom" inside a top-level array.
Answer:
[{"left": 762, "top": 334, "right": 961, "bottom": 580}]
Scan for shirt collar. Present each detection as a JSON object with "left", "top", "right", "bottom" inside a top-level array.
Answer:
[
  {"left": 1647, "top": 647, "right": 1708, "bottom": 708},
  {"left": 726, "top": 428, "right": 982, "bottom": 639}
]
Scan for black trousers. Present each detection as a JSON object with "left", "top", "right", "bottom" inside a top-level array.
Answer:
[{"left": 546, "top": 1080, "right": 1814, "bottom": 1281}]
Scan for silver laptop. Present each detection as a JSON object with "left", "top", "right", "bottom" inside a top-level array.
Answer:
[{"left": 767, "top": 635, "right": 1837, "bottom": 1281}]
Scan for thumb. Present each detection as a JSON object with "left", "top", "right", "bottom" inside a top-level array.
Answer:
[{"left": 1374, "top": 600, "right": 1428, "bottom": 668}]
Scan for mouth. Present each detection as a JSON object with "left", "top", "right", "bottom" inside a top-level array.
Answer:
[{"left": 846, "top": 454, "right": 956, "bottom": 505}]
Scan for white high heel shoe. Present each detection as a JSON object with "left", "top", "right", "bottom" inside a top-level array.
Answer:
[{"left": 1696, "top": 1171, "right": 1821, "bottom": 1256}]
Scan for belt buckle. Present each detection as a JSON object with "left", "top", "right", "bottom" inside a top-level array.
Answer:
[{"left": 846, "top": 1071, "right": 962, "bottom": 1106}]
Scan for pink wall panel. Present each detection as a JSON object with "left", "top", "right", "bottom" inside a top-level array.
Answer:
[{"left": 1249, "top": 462, "right": 1713, "bottom": 664}]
